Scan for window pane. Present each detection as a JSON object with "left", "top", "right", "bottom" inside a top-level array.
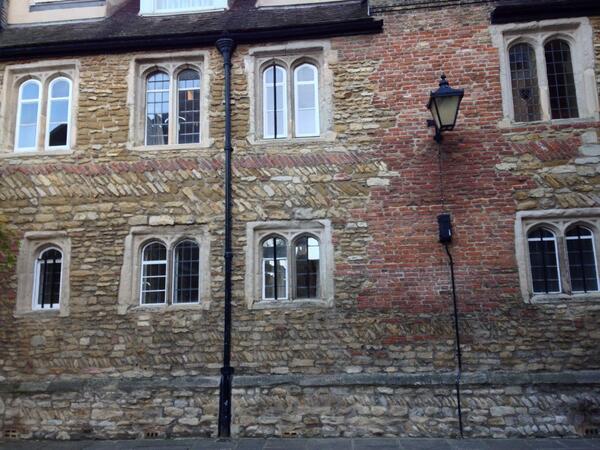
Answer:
[
  {"left": 295, "top": 236, "right": 320, "bottom": 299},
  {"left": 36, "top": 248, "right": 62, "bottom": 308},
  {"left": 566, "top": 226, "right": 598, "bottom": 292},
  {"left": 141, "top": 242, "right": 167, "bottom": 304},
  {"left": 174, "top": 240, "right": 200, "bottom": 303},
  {"left": 528, "top": 228, "right": 560, "bottom": 294},
  {"left": 296, "top": 65, "right": 315, "bottom": 83},
  {"left": 21, "top": 82, "right": 40, "bottom": 100},
  {"left": 177, "top": 69, "right": 201, "bottom": 144},
  {"left": 297, "top": 84, "right": 316, "bottom": 109},
  {"left": 545, "top": 39, "right": 579, "bottom": 119},
  {"left": 297, "top": 109, "right": 317, "bottom": 136},
  {"left": 18, "top": 124, "right": 37, "bottom": 149},
  {"left": 146, "top": 72, "right": 170, "bottom": 146},
  {"left": 51, "top": 80, "right": 70, "bottom": 98},
  {"left": 262, "top": 237, "right": 288, "bottom": 299},
  {"left": 47, "top": 79, "right": 71, "bottom": 148},
  {"left": 509, "top": 43, "right": 541, "bottom": 122},
  {"left": 263, "top": 65, "right": 287, "bottom": 138}
]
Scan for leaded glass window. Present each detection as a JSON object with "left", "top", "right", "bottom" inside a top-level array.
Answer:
[
  {"left": 15, "top": 80, "right": 41, "bottom": 151},
  {"left": 544, "top": 39, "right": 579, "bottom": 120},
  {"left": 528, "top": 228, "right": 561, "bottom": 294},
  {"left": 177, "top": 69, "right": 201, "bottom": 144},
  {"left": 566, "top": 226, "right": 599, "bottom": 293},
  {"left": 263, "top": 65, "right": 288, "bottom": 139},
  {"left": 145, "top": 71, "right": 170, "bottom": 145},
  {"left": 262, "top": 236, "right": 288, "bottom": 300},
  {"left": 46, "top": 77, "right": 72, "bottom": 149},
  {"left": 140, "top": 241, "right": 168, "bottom": 304},
  {"left": 509, "top": 43, "right": 541, "bottom": 122},
  {"left": 33, "top": 248, "right": 62, "bottom": 309},
  {"left": 174, "top": 240, "right": 200, "bottom": 303},
  {"left": 294, "top": 235, "right": 320, "bottom": 299}
]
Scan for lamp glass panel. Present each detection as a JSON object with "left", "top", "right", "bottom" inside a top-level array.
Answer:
[{"left": 432, "top": 95, "right": 461, "bottom": 130}]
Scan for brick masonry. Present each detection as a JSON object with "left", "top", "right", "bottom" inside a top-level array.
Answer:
[{"left": 1, "top": 2, "right": 600, "bottom": 441}]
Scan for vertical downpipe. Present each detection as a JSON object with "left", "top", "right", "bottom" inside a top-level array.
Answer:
[{"left": 216, "top": 36, "right": 236, "bottom": 439}]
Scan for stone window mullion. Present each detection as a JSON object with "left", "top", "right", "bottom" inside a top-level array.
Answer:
[
  {"left": 534, "top": 39, "right": 551, "bottom": 122},
  {"left": 557, "top": 234, "right": 572, "bottom": 295}
]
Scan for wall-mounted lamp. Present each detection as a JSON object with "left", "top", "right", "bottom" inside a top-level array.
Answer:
[{"left": 427, "top": 74, "right": 464, "bottom": 143}]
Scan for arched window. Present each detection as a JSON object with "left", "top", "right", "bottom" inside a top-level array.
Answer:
[
  {"left": 294, "top": 64, "right": 319, "bottom": 137},
  {"left": 173, "top": 239, "right": 200, "bottom": 303},
  {"left": 509, "top": 43, "right": 541, "bottom": 122},
  {"left": 15, "top": 80, "right": 42, "bottom": 151},
  {"left": 46, "top": 77, "right": 72, "bottom": 149},
  {"left": 528, "top": 227, "right": 561, "bottom": 294},
  {"left": 145, "top": 71, "right": 170, "bottom": 145},
  {"left": 177, "top": 69, "right": 201, "bottom": 144},
  {"left": 294, "top": 235, "right": 320, "bottom": 299},
  {"left": 140, "top": 241, "right": 168, "bottom": 304},
  {"left": 262, "top": 236, "right": 288, "bottom": 300},
  {"left": 566, "top": 226, "right": 599, "bottom": 293},
  {"left": 544, "top": 39, "right": 579, "bottom": 119},
  {"left": 263, "top": 64, "right": 287, "bottom": 139},
  {"left": 33, "top": 247, "right": 62, "bottom": 309}
]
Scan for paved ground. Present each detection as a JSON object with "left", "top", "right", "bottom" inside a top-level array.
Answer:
[{"left": 1, "top": 438, "right": 600, "bottom": 450}]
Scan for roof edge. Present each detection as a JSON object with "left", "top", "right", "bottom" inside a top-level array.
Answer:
[
  {"left": 0, "top": 17, "right": 383, "bottom": 60},
  {"left": 491, "top": 0, "right": 600, "bottom": 24}
]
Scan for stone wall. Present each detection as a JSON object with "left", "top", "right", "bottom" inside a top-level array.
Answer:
[{"left": 0, "top": 2, "right": 600, "bottom": 440}]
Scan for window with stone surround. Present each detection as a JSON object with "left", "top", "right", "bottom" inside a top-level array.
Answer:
[
  {"left": 245, "top": 41, "right": 335, "bottom": 144},
  {"left": 127, "top": 52, "right": 210, "bottom": 150},
  {"left": 491, "top": 18, "right": 599, "bottom": 126},
  {"left": 15, "top": 232, "right": 71, "bottom": 317},
  {"left": 117, "top": 225, "right": 211, "bottom": 313},
  {"left": 245, "top": 220, "right": 334, "bottom": 309},
  {"left": 516, "top": 209, "right": 600, "bottom": 303},
  {"left": 0, "top": 60, "right": 78, "bottom": 155}
]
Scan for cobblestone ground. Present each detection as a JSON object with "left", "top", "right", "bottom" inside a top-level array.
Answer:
[{"left": 1, "top": 438, "right": 600, "bottom": 450}]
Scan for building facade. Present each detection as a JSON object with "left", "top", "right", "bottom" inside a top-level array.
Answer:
[{"left": 0, "top": 0, "right": 600, "bottom": 441}]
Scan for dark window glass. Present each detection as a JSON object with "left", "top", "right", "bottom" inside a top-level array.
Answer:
[
  {"left": 566, "top": 226, "right": 598, "bottom": 293},
  {"left": 528, "top": 228, "right": 560, "bottom": 294},
  {"left": 262, "top": 236, "right": 287, "bottom": 300},
  {"left": 177, "top": 69, "right": 201, "bottom": 144},
  {"left": 295, "top": 236, "right": 320, "bottom": 299},
  {"left": 544, "top": 39, "right": 579, "bottom": 119},
  {"left": 141, "top": 242, "right": 167, "bottom": 304},
  {"left": 146, "top": 71, "right": 170, "bottom": 145},
  {"left": 36, "top": 248, "right": 62, "bottom": 308},
  {"left": 174, "top": 240, "right": 200, "bottom": 303},
  {"left": 509, "top": 43, "right": 541, "bottom": 122}
]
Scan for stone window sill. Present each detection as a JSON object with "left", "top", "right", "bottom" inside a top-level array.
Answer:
[
  {"left": 128, "top": 142, "right": 213, "bottom": 152},
  {"left": 247, "top": 131, "right": 336, "bottom": 146},
  {"left": 250, "top": 298, "right": 333, "bottom": 310},
  {"left": 14, "top": 309, "right": 62, "bottom": 319},
  {"left": 128, "top": 302, "right": 210, "bottom": 313},
  {"left": 529, "top": 293, "right": 600, "bottom": 305},
  {"left": 498, "top": 116, "right": 600, "bottom": 130},
  {"left": 0, "top": 150, "right": 73, "bottom": 159}
]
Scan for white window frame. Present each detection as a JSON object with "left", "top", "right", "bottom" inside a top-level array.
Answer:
[
  {"left": 293, "top": 63, "right": 320, "bottom": 138},
  {"left": 516, "top": 209, "right": 600, "bottom": 304},
  {"left": 565, "top": 226, "right": 600, "bottom": 294},
  {"left": 14, "top": 79, "right": 42, "bottom": 152},
  {"left": 45, "top": 77, "right": 73, "bottom": 151},
  {"left": 140, "top": 240, "right": 169, "bottom": 305},
  {"left": 32, "top": 246, "right": 63, "bottom": 311},
  {"left": 245, "top": 220, "right": 334, "bottom": 309},
  {"left": 262, "top": 65, "right": 288, "bottom": 139},
  {"left": 15, "top": 232, "right": 71, "bottom": 317},
  {"left": 139, "top": 0, "right": 228, "bottom": 15},
  {"left": 491, "top": 17, "right": 599, "bottom": 126},
  {"left": 127, "top": 52, "right": 210, "bottom": 150},
  {"left": 118, "top": 225, "right": 211, "bottom": 313}
]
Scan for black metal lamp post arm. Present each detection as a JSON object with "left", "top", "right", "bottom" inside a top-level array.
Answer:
[{"left": 216, "top": 36, "right": 236, "bottom": 439}]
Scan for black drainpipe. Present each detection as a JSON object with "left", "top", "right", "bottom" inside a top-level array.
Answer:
[{"left": 216, "top": 36, "right": 236, "bottom": 439}]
